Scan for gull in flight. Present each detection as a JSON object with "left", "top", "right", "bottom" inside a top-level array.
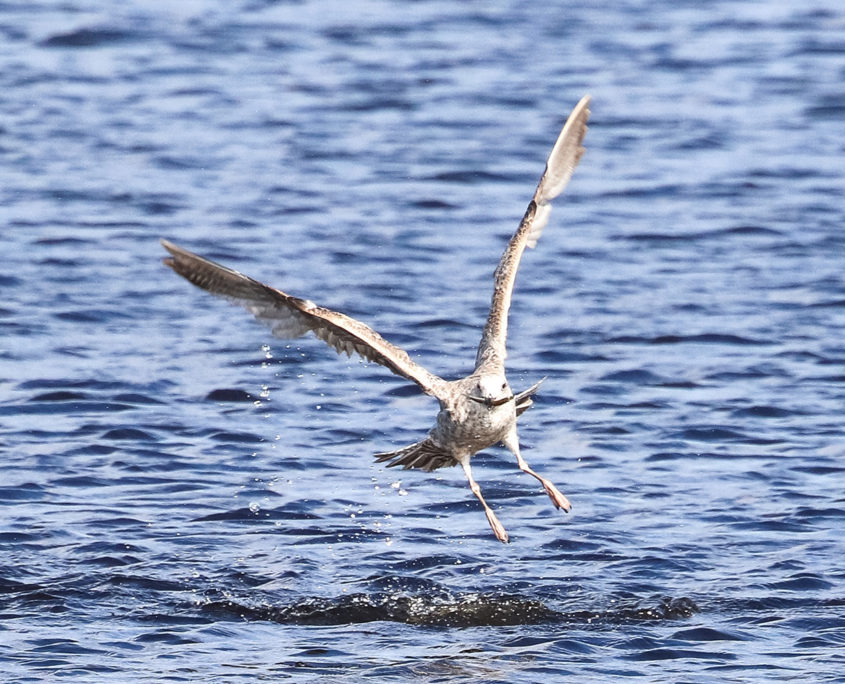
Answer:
[{"left": 162, "top": 95, "right": 590, "bottom": 543}]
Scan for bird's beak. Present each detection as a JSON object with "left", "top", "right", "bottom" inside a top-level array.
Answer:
[{"left": 466, "top": 393, "right": 514, "bottom": 407}]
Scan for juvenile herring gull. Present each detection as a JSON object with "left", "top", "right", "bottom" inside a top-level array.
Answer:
[{"left": 162, "top": 95, "right": 591, "bottom": 543}]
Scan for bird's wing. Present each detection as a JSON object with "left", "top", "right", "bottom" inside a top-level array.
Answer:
[
  {"left": 475, "top": 95, "right": 591, "bottom": 371},
  {"left": 162, "top": 239, "right": 446, "bottom": 398}
]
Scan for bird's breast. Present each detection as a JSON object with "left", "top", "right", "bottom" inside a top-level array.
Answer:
[{"left": 434, "top": 399, "right": 515, "bottom": 453}]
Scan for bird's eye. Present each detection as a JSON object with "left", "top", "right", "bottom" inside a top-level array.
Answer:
[{"left": 501, "top": 382, "right": 507, "bottom": 389}]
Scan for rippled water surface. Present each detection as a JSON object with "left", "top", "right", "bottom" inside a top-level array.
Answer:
[{"left": 2, "top": 0, "right": 844, "bottom": 681}]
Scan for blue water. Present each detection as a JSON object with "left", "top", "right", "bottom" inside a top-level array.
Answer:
[{"left": 2, "top": 0, "right": 844, "bottom": 680}]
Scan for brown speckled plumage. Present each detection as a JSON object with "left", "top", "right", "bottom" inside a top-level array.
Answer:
[{"left": 162, "top": 95, "right": 590, "bottom": 543}]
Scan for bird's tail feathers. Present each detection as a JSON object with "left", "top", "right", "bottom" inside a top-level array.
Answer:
[{"left": 374, "top": 438, "right": 456, "bottom": 472}]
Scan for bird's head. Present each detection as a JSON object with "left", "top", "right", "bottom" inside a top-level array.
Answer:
[{"left": 467, "top": 374, "right": 513, "bottom": 408}]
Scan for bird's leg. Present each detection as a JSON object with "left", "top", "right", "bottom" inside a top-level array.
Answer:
[
  {"left": 459, "top": 459, "right": 509, "bottom": 543},
  {"left": 502, "top": 429, "right": 571, "bottom": 512}
]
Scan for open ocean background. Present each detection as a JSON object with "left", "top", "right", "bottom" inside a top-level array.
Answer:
[{"left": 1, "top": 0, "right": 844, "bottom": 681}]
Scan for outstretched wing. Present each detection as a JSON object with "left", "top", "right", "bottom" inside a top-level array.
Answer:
[
  {"left": 161, "top": 239, "right": 446, "bottom": 398},
  {"left": 475, "top": 95, "right": 591, "bottom": 371}
]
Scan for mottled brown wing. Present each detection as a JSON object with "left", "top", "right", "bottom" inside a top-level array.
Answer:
[
  {"left": 161, "top": 239, "right": 445, "bottom": 398},
  {"left": 475, "top": 95, "right": 591, "bottom": 371}
]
